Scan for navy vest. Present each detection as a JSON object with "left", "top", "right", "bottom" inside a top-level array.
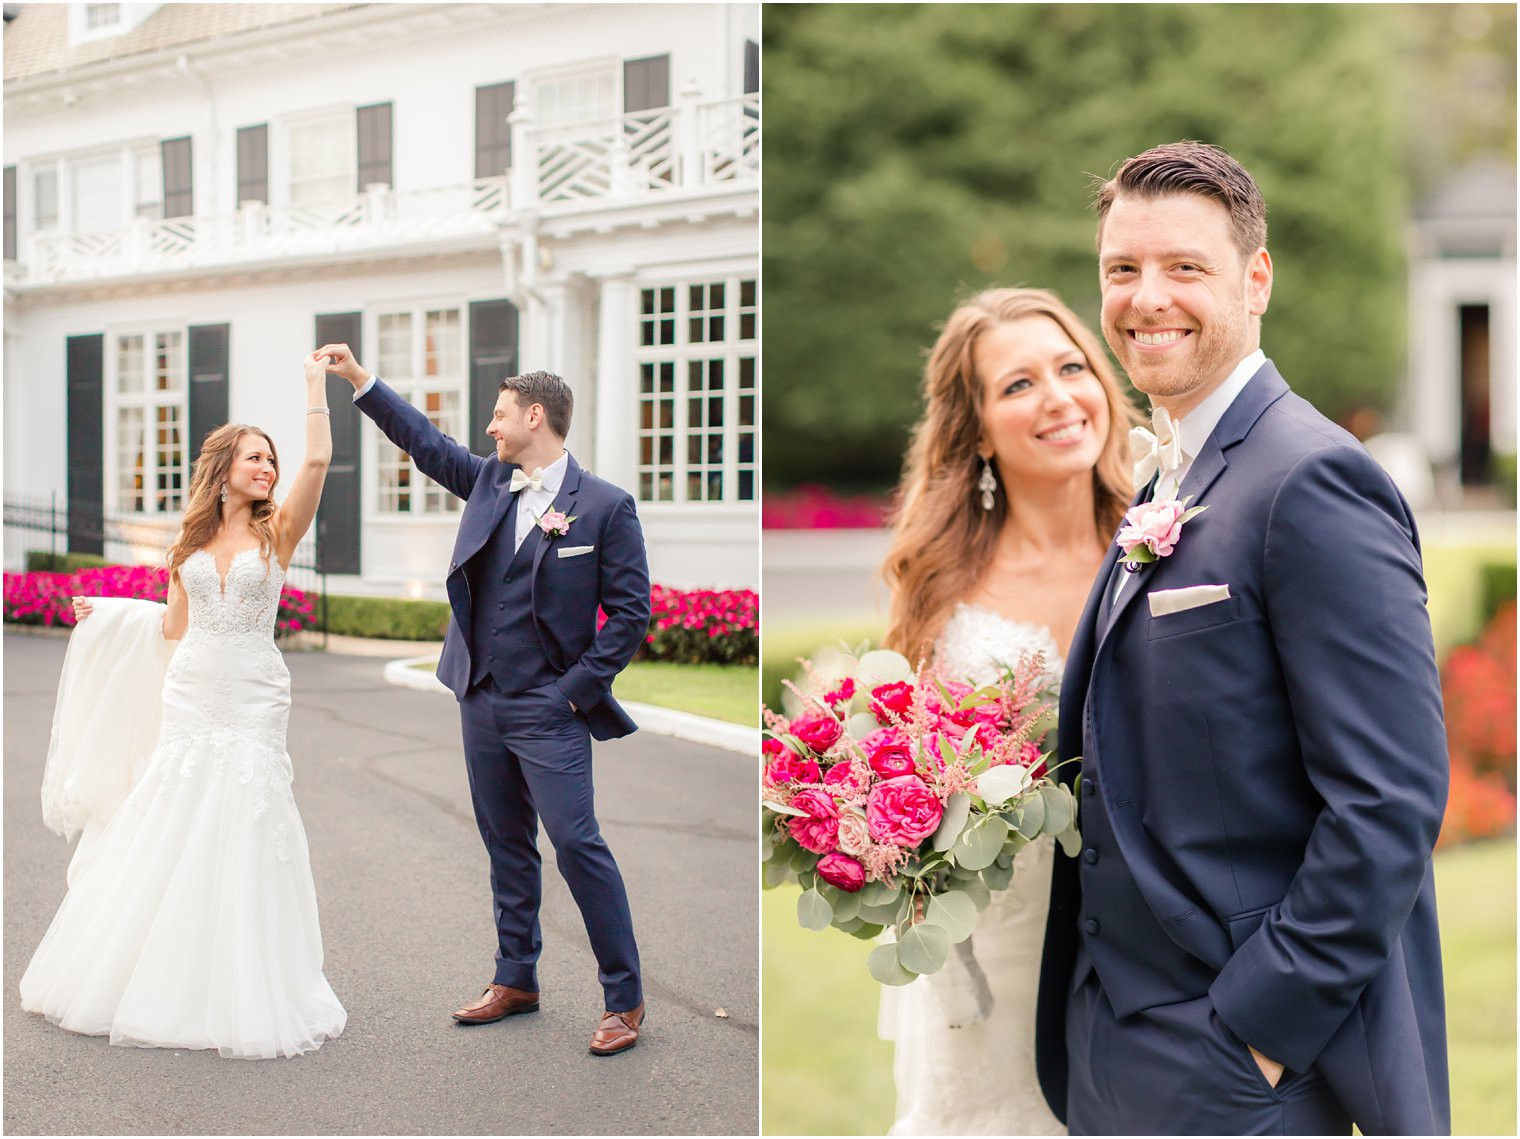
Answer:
[
  {"left": 1076, "top": 696, "right": 1215, "bottom": 1016},
  {"left": 466, "top": 506, "right": 558, "bottom": 694}
]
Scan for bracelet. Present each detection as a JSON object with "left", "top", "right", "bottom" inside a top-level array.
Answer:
[{"left": 307, "top": 408, "right": 331, "bottom": 416}]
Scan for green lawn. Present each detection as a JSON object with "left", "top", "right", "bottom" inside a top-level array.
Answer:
[
  {"left": 612, "top": 659, "right": 757, "bottom": 726},
  {"left": 763, "top": 838, "right": 1516, "bottom": 1135},
  {"left": 411, "top": 657, "right": 756, "bottom": 726}
]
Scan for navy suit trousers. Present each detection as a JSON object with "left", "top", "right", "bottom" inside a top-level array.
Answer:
[
  {"left": 1066, "top": 970, "right": 1351, "bottom": 1135},
  {"left": 458, "top": 679, "right": 641, "bottom": 1011}
]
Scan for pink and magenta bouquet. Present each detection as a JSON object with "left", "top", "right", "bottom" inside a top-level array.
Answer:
[{"left": 761, "top": 647, "right": 1080, "bottom": 984}]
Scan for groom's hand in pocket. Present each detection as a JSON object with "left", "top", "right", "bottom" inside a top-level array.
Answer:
[{"left": 1249, "top": 1045, "right": 1284, "bottom": 1088}]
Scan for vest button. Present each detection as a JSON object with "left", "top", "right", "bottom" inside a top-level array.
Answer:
[
  {"left": 1084, "top": 918, "right": 1101, "bottom": 936},
  {"left": 497, "top": 602, "right": 505, "bottom": 611},
  {"left": 1082, "top": 779, "right": 1095, "bottom": 797},
  {"left": 1083, "top": 847, "right": 1099, "bottom": 865},
  {"left": 505, "top": 575, "right": 512, "bottom": 583},
  {"left": 488, "top": 654, "right": 495, "bottom": 662}
]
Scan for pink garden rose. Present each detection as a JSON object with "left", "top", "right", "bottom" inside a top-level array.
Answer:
[
  {"left": 790, "top": 710, "right": 843, "bottom": 754},
  {"left": 968, "top": 721, "right": 1004, "bottom": 754},
  {"left": 861, "top": 726, "right": 916, "bottom": 778},
  {"left": 823, "top": 759, "right": 871, "bottom": 797},
  {"left": 835, "top": 809, "right": 871, "bottom": 855},
  {"left": 787, "top": 788, "right": 841, "bottom": 854},
  {"left": 816, "top": 851, "right": 866, "bottom": 893},
  {"left": 538, "top": 509, "right": 572, "bottom": 537},
  {"left": 866, "top": 774, "right": 944, "bottom": 848},
  {"left": 870, "top": 681, "right": 915, "bottom": 720},
  {"left": 763, "top": 746, "right": 822, "bottom": 787},
  {"left": 1116, "top": 498, "right": 1190, "bottom": 559}
]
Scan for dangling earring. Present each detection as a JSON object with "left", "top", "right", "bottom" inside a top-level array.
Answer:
[
  {"left": 219, "top": 482, "right": 228, "bottom": 505},
  {"left": 978, "top": 457, "right": 997, "bottom": 511}
]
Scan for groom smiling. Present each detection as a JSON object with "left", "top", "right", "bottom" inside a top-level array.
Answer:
[
  {"left": 318, "top": 345, "right": 651, "bottom": 1056},
  {"left": 1035, "top": 142, "right": 1449, "bottom": 1134}
]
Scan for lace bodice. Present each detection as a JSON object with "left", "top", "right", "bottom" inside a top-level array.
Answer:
[
  {"left": 934, "top": 602, "right": 1063, "bottom": 690},
  {"left": 180, "top": 547, "right": 285, "bottom": 642}
]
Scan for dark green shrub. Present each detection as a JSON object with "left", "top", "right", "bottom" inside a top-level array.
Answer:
[
  {"left": 1481, "top": 561, "right": 1518, "bottom": 624},
  {"left": 321, "top": 594, "right": 451, "bottom": 641},
  {"left": 25, "top": 550, "right": 113, "bottom": 573}
]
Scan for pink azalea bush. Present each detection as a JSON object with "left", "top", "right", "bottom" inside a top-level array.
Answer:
[
  {"left": 3, "top": 564, "right": 315, "bottom": 639},
  {"left": 598, "top": 584, "right": 758, "bottom": 666}
]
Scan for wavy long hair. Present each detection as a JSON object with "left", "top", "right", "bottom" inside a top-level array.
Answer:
[
  {"left": 166, "top": 424, "right": 280, "bottom": 582},
  {"left": 882, "top": 288, "right": 1139, "bottom": 662}
]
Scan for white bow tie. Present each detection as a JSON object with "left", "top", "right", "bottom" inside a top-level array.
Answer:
[
  {"left": 1130, "top": 407, "right": 1185, "bottom": 493},
  {"left": 509, "top": 466, "right": 545, "bottom": 493}
]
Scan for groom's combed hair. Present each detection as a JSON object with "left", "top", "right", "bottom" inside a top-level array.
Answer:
[
  {"left": 1094, "top": 140, "right": 1267, "bottom": 257},
  {"left": 501, "top": 370, "right": 574, "bottom": 438}
]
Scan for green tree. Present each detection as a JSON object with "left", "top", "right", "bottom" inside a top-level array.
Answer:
[{"left": 763, "top": 4, "right": 1413, "bottom": 492}]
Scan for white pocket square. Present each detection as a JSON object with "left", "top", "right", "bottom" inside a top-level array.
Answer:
[
  {"left": 1148, "top": 583, "right": 1231, "bottom": 618},
  {"left": 556, "top": 545, "right": 595, "bottom": 559}
]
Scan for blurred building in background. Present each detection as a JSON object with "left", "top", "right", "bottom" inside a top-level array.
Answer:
[
  {"left": 1406, "top": 157, "right": 1517, "bottom": 504},
  {"left": 3, "top": 2, "right": 760, "bottom": 594}
]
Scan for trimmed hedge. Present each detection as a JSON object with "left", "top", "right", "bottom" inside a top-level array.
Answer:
[
  {"left": 25, "top": 551, "right": 113, "bottom": 573},
  {"left": 323, "top": 593, "right": 451, "bottom": 641},
  {"left": 1481, "top": 561, "right": 1517, "bottom": 625}
]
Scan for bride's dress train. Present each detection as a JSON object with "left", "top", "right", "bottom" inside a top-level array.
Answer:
[
  {"left": 879, "top": 603, "right": 1067, "bottom": 1135},
  {"left": 20, "top": 547, "right": 346, "bottom": 1059}
]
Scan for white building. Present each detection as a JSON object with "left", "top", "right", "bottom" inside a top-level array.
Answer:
[{"left": 3, "top": 2, "right": 760, "bottom": 595}]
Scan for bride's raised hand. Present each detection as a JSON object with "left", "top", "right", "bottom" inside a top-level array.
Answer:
[
  {"left": 303, "top": 350, "right": 332, "bottom": 386},
  {"left": 72, "top": 596, "right": 94, "bottom": 622}
]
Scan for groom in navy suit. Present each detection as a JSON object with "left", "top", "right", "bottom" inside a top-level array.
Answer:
[
  {"left": 1035, "top": 143, "right": 1449, "bottom": 1134},
  {"left": 318, "top": 345, "right": 651, "bottom": 1056}
]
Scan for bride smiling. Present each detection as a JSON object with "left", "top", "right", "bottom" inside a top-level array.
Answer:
[{"left": 878, "top": 287, "right": 1138, "bottom": 1133}]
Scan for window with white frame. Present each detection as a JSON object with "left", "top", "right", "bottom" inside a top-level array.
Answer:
[
  {"left": 32, "top": 166, "right": 59, "bottom": 233},
  {"left": 636, "top": 277, "right": 757, "bottom": 504},
  {"left": 533, "top": 65, "right": 617, "bottom": 137},
  {"left": 373, "top": 307, "right": 465, "bottom": 514},
  {"left": 113, "top": 330, "right": 187, "bottom": 515},
  {"left": 287, "top": 113, "right": 355, "bottom": 208},
  {"left": 85, "top": 3, "right": 121, "bottom": 29},
  {"left": 134, "top": 149, "right": 162, "bottom": 220}
]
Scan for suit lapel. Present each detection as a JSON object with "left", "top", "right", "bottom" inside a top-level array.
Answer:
[{"left": 529, "top": 453, "right": 584, "bottom": 613}]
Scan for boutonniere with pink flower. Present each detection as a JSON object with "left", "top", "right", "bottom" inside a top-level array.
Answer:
[
  {"left": 535, "top": 509, "right": 578, "bottom": 538},
  {"left": 1116, "top": 496, "right": 1208, "bottom": 571}
]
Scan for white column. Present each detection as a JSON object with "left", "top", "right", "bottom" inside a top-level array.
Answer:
[
  {"left": 594, "top": 272, "right": 639, "bottom": 490},
  {"left": 1491, "top": 261, "right": 1517, "bottom": 455}
]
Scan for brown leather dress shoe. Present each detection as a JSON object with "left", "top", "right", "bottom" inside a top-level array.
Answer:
[
  {"left": 589, "top": 1001, "right": 645, "bottom": 1055},
  {"left": 452, "top": 984, "right": 540, "bottom": 1025}
]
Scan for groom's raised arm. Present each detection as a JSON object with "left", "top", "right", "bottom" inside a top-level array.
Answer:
[
  {"left": 556, "top": 492, "right": 652, "bottom": 714},
  {"left": 316, "top": 343, "right": 485, "bottom": 501},
  {"left": 1208, "top": 442, "right": 1448, "bottom": 1075}
]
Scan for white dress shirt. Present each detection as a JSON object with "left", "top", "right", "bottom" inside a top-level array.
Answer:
[
  {"left": 1114, "top": 349, "right": 1266, "bottom": 605},
  {"left": 513, "top": 451, "right": 569, "bottom": 552}
]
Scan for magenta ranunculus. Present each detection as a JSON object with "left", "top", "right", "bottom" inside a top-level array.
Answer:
[
  {"left": 860, "top": 726, "right": 915, "bottom": 778},
  {"left": 816, "top": 851, "right": 866, "bottom": 892},
  {"left": 790, "top": 710, "right": 843, "bottom": 754},
  {"left": 866, "top": 774, "right": 944, "bottom": 848},
  {"left": 823, "top": 759, "right": 870, "bottom": 796},
  {"left": 870, "top": 681, "right": 915, "bottom": 720},
  {"left": 787, "top": 788, "right": 841, "bottom": 854},
  {"left": 763, "top": 747, "right": 822, "bottom": 787},
  {"left": 823, "top": 677, "right": 857, "bottom": 709},
  {"left": 969, "top": 721, "right": 1004, "bottom": 754}
]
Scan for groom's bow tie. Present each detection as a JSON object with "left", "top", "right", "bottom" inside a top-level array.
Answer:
[
  {"left": 509, "top": 467, "right": 545, "bottom": 493},
  {"left": 1130, "top": 407, "right": 1185, "bottom": 493}
]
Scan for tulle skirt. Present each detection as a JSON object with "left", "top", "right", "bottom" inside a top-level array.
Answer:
[{"left": 20, "top": 632, "right": 346, "bottom": 1059}]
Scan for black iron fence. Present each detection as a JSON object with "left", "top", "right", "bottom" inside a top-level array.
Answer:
[{"left": 4, "top": 493, "right": 329, "bottom": 645}]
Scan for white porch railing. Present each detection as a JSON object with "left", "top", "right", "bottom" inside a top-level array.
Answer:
[{"left": 16, "top": 92, "right": 757, "bottom": 285}]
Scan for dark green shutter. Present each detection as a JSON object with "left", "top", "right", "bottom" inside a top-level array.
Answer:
[
  {"left": 314, "top": 312, "right": 363, "bottom": 574},
  {"left": 475, "top": 82, "right": 515, "bottom": 178},
  {"left": 236, "top": 124, "right": 268, "bottom": 205},
  {"left": 187, "top": 323, "right": 230, "bottom": 465},
  {"left": 161, "top": 136, "right": 193, "bottom": 218},
  {"left": 356, "top": 103, "right": 393, "bottom": 189},
  {"left": 469, "top": 300, "right": 518, "bottom": 455},
  {"left": 66, "top": 334, "right": 105, "bottom": 555},
  {"left": 624, "top": 55, "right": 671, "bottom": 112}
]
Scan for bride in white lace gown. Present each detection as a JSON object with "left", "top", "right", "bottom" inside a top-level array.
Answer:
[
  {"left": 21, "top": 353, "right": 347, "bottom": 1059},
  {"left": 878, "top": 289, "right": 1140, "bottom": 1133}
]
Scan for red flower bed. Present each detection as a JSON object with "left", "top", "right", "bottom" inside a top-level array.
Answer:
[
  {"left": 1438, "top": 601, "right": 1517, "bottom": 848},
  {"left": 3, "top": 564, "right": 316, "bottom": 639},
  {"left": 596, "top": 584, "right": 758, "bottom": 666},
  {"left": 762, "top": 484, "right": 890, "bottom": 529}
]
